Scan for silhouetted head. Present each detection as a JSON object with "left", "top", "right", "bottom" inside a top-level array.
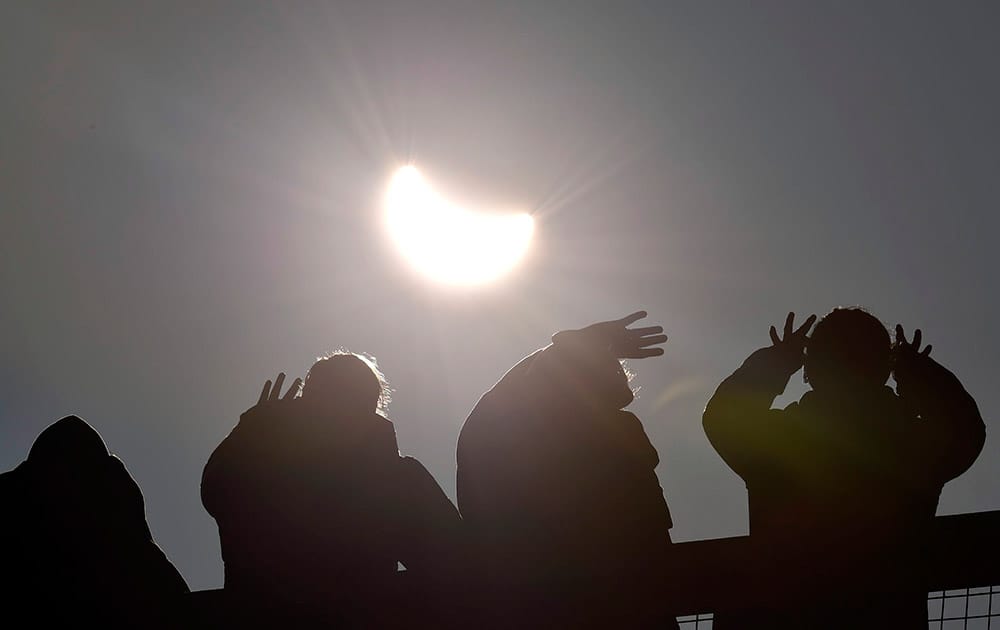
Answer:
[
  {"left": 28, "top": 415, "right": 109, "bottom": 468},
  {"left": 599, "top": 359, "right": 636, "bottom": 410},
  {"left": 566, "top": 356, "right": 635, "bottom": 411},
  {"left": 542, "top": 341, "right": 636, "bottom": 411},
  {"left": 26, "top": 416, "right": 142, "bottom": 519},
  {"left": 302, "top": 352, "right": 390, "bottom": 416},
  {"left": 804, "top": 307, "right": 891, "bottom": 395}
]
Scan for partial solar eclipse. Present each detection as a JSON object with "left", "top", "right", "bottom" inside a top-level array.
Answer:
[{"left": 383, "top": 166, "right": 534, "bottom": 286}]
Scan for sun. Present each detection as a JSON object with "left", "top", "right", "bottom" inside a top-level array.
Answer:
[{"left": 383, "top": 166, "right": 535, "bottom": 286}]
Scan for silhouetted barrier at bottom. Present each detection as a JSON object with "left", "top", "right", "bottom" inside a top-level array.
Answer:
[
  {"left": 185, "top": 572, "right": 470, "bottom": 629},
  {"left": 186, "top": 510, "right": 999, "bottom": 628},
  {"left": 671, "top": 510, "right": 1000, "bottom": 628}
]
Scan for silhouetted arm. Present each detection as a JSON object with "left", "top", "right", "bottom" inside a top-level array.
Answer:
[
  {"left": 457, "top": 313, "right": 666, "bottom": 532},
  {"left": 456, "top": 347, "right": 544, "bottom": 530},
  {"left": 201, "top": 412, "right": 265, "bottom": 518},
  {"left": 532, "top": 311, "right": 667, "bottom": 409},
  {"left": 201, "top": 373, "right": 300, "bottom": 518},
  {"left": 893, "top": 327, "right": 986, "bottom": 483},
  {"left": 703, "top": 347, "right": 800, "bottom": 477},
  {"left": 548, "top": 311, "right": 666, "bottom": 361},
  {"left": 466, "top": 311, "right": 666, "bottom": 422},
  {"left": 703, "top": 313, "right": 816, "bottom": 478},
  {"left": 475, "top": 348, "right": 546, "bottom": 407}
]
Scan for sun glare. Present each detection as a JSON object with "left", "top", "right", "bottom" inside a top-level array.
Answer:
[{"left": 384, "top": 166, "right": 534, "bottom": 286}]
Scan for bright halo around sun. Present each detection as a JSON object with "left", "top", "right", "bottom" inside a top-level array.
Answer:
[{"left": 384, "top": 166, "right": 534, "bottom": 286}]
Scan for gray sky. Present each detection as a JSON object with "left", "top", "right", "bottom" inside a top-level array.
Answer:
[{"left": 2, "top": 1, "right": 997, "bottom": 590}]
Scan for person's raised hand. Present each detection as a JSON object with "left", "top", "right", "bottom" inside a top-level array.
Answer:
[
  {"left": 609, "top": 311, "right": 668, "bottom": 359},
  {"left": 893, "top": 325, "right": 932, "bottom": 360},
  {"left": 254, "top": 372, "right": 302, "bottom": 409},
  {"left": 768, "top": 311, "right": 817, "bottom": 371},
  {"left": 892, "top": 325, "right": 933, "bottom": 382},
  {"left": 236, "top": 372, "right": 302, "bottom": 438},
  {"left": 554, "top": 311, "right": 668, "bottom": 359}
]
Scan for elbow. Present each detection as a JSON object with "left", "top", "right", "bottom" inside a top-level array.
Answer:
[
  {"left": 702, "top": 395, "right": 731, "bottom": 436},
  {"left": 702, "top": 406, "right": 716, "bottom": 435},
  {"left": 945, "top": 407, "right": 987, "bottom": 480},
  {"left": 970, "top": 411, "right": 987, "bottom": 459},
  {"left": 702, "top": 402, "right": 730, "bottom": 449},
  {"left": 963, "top": 401, "right": 987, "bottom": 458}
]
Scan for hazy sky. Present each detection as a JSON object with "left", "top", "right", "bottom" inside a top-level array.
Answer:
[{"left": 2, "top": 1, "right": 997, "bottom": 590}]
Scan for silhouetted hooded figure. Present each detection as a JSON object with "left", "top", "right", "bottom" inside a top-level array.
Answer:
[
  {"left": 457, "top": 312, "right": 676, "bottom": 629},
  {"left": 703, "top": 309, "right": 985, "bottom": 629},
  {"left": 201, "top": 353, "right": 464, "bottom": 626},
  {"left": 0, "top": 416, "right": 188, "bottom": 627}
]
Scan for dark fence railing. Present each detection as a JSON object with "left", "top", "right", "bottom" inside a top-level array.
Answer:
[
  {"left": 188, "top": 510, "right": 999, "bottom": 627},
  {"left": 672, "top": 509, "right": 1000, "bottom": 628}
]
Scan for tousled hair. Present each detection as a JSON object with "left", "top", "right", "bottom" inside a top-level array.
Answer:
[
  {"left": 304, "top": 349, "right": 392, "bottom": 416},
  {"left": 805, "top": 307, "right": 891, "bottom": 390}
]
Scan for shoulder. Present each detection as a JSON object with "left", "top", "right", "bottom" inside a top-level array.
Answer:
[
  {"left": 615, "top": 410, "right": 649, "bottom": 437},
  {"left": 370, "top": 413, "right": 400, "bottom": 452},
  {"left": 780, "top": 400, "right": 801, "bottom": 415},
  {"left": 397, "top": 455, "right": 432, "bottom": 479},
  {"left": 458, "top": 387, "right": 525, "bottom": 454},
  {"left": 372, "top": 412, "right": 396, "bottom": 432}
]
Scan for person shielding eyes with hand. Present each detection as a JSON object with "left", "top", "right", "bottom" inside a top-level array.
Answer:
[
  {"left": 704, "top": 308, "right": 985, "bottom": 629},
  {"left": 458, "top": 311, "right": 677, "bottom": 629}
]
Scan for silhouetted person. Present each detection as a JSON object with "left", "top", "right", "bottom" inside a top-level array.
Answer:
[
  {"left": 201, "top": 352, "right": 464, "bottom": 626},
  {"left": 0, "top": 415, "right": 188, "bottom": 628},
  {"left": 457, "top": 312, "right": 677, "bottom": 628},
  {"left": 703, "top": 309, "right": 986, "bottom": 628}
]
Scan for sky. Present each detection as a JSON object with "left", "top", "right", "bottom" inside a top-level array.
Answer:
[{"left": 1, "top": 1, "right": 998, "bottom": 591}]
